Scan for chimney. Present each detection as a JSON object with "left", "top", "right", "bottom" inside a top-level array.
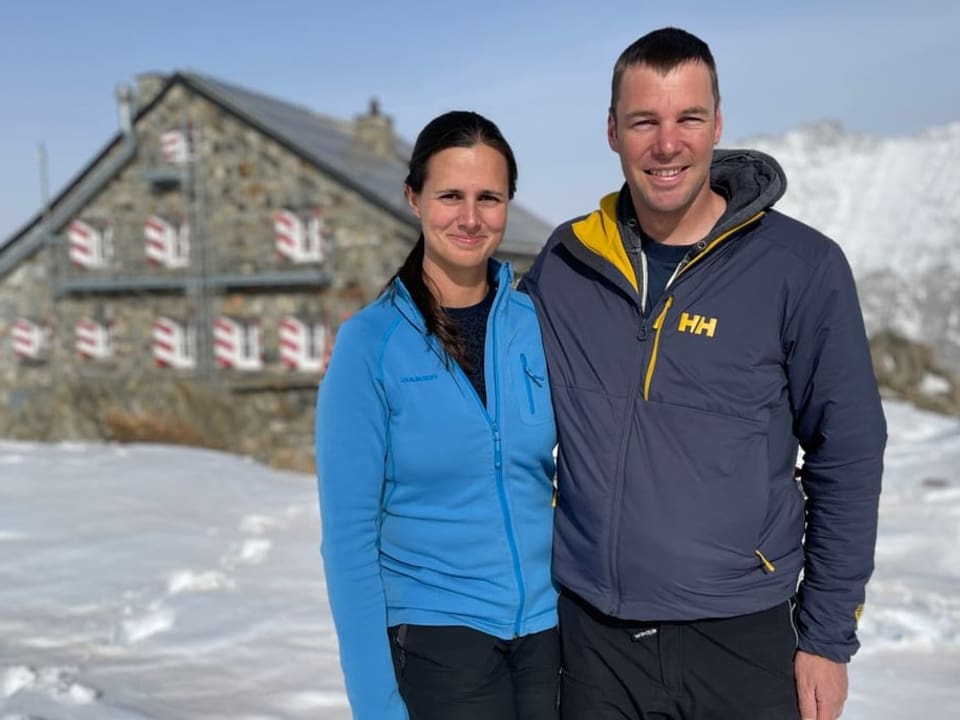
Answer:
[
  {"left": 135, "top": 72, "right": 167, "bottom": 110},
  {"left": 353, "top": 98, "right": 395, "bottom": 158},
  {"left": 115, "top": 84, "right": 135, "bottom": 135}
]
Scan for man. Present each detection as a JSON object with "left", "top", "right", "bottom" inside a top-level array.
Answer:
[{"left": 521, "top": 27, "right": 886, "bottom": 720}]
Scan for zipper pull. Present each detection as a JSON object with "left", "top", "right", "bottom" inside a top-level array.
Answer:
[
  {"left": 521, "top": 353, "right": 544, "bottom": 386},
  {"left": 755, "top": 549, "right": 776, "bottom": 573},
  {"left": 492, "top": 424, "right": 502, "bottom": 469},
  {"left": 652, "top": 296, "right": 674, "bottom": 330}
]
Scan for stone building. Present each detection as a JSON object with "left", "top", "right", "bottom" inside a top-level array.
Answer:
[{"left": 0, "top": 71, "right": 550, "bottom": 387}]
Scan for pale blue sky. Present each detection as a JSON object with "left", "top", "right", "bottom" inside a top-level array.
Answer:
[{"left": 1, "top": 0, "right": 958, "bottom": 239}]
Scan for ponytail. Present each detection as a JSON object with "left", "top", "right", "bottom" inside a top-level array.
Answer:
[{"left": 390, "top": 237, "right": 470, "bottom": 372}]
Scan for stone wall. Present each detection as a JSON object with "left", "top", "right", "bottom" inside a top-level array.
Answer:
[
  {"left": 0, "top": 253, "right": 53, "bottom": 384},
  {"left": 0, "top": 373, "right": 319, "bottom": 473}
]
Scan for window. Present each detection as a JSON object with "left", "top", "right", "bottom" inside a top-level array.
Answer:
[
  {"left": 153, "top": 317, "right": 196, "bottom": 369},
  {"left": 279, "top": 315, "right": 330, "bottom": 372},
  {"left": 144, "top": 215, "right": 190, "bottom": 268},
  {"left": 160, "top": 129, "right": 191, "bottom": 165},
  {"left": 214, "top": 316, "right": 262, "bottom": 372},
  {"left": 67, "top": 219, "right": 113, "bottom": 269},
  {"left": 11, "top": 318, "right": 50, "bottom": 362},
  {"left": 75, "top": 319, "right": 114, "bottom": 360},
  {"left": 274, "top": 208, "right": 329, "bottom": 263}
]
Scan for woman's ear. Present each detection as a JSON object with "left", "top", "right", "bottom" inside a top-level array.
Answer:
[{"left": 404, "top": 185, "right": 421, "bottom": 217}]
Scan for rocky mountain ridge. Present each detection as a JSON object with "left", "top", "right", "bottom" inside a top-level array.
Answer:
[
  {"left": 737, "top": 120, "right": 960, "bottom": 414},
  {"left": 737, "top": 122, "right": 960, "bottom": 372}
]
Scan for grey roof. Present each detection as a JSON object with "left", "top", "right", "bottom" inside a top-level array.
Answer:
[{"left": 1, "top": 70, "right": 552, "bottom": 266}]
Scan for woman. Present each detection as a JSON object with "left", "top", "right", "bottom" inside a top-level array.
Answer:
[{"left": 315, "top": 111, "right": 558, "bottom": 720}]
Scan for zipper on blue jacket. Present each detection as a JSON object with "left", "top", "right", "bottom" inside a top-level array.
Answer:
[
  {"left": 520, "top": 353, "right": 543, "bottom": 416},
  {"left": 491, "top": 316, "right": 527, "bottom": 635},
  {"left": 451, "top": 292, "right": 527, "bottom": 636},
  {"left": 492, "top": 420, "right": 526, "bottom": 635}
]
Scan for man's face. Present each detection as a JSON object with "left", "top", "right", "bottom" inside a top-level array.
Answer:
[{"left": 608, "top": 61, "right": 722, "bottom": 232}]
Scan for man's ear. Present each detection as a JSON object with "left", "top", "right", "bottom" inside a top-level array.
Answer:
[{"left": 607, "top": 112, "right": 619, "bottom": 153}]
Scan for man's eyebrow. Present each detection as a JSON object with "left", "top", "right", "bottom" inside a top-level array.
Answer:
[
  {"left": 623, "top": 109, "right": 656, "bottom": 119},
  {"left": 678, "top": 105, "right": 712, "bottom": 115}
]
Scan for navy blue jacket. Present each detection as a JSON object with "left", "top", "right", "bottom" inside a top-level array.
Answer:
[{"left": 521, "top": 150, "right": 886, "bottom": 662}]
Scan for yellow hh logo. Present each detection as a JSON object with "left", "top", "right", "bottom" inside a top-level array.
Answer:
[{"left": 677, "top": 312, "right": 718, "bottom": 338}]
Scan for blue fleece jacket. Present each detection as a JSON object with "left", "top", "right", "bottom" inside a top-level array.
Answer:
[{"left": 316, "top": 260, "right": 557, "bottom": 719}]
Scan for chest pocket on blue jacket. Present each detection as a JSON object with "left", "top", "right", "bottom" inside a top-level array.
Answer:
[{"left": 515, "top": 352, "right": 552, "bottom": 426}]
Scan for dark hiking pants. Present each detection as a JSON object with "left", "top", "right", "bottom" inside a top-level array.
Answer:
[
  {"left": 558, "top": 589, "right": 800, "bottom": 720},
  {"left": 389, "top": 624, "right": 560, "bottom": 720}
]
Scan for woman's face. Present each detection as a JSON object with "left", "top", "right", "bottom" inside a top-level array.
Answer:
[{"left": 405, "top": 143, "right": 509, "bottom": 291}]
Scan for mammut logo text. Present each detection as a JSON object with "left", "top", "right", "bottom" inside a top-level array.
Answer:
[
  {"left": 401, "top": 374, "right": 438, "bottom": 384},
  {"left": 677, "top": 312, "right": 717, "bottom": 338}
]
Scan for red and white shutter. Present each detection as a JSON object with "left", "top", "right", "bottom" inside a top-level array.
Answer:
[
  {"left": 152, "top": 317, "right": 195, "bottom": 369},
  {"left": 75, "top": 319, "right": 112, "bottom": 360},
  {"left": 11, "top": 319, "right": 50, "bottom": 361},
  {"left": 274, "top": 209, "right": 304, "bottom": 262},
  {"left": 145, "top": 216, "right": 174, "bottom": 265},
  {"left": 160, "top": 130, "right": 190, "bottom": 165},
  {"left": 213, "top": 317, "right": 239, "bottom": 369},
  {"left": 144, "top": 215, "right": 190, "bottom": 268},
  {"left": 68, "top": 219, "right": 111, "bottom": 269},
  {"left": 278, "top": 316, "right": 305, "bottom": 369}
]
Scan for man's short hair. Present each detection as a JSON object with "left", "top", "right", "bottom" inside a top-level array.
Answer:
[{"left": 610, "top": 27, "right": 720, "bottom": 116}]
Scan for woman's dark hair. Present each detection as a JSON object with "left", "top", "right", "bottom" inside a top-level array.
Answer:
[{"left": 393, "top": 111, "right": 517, "bottom": 371}]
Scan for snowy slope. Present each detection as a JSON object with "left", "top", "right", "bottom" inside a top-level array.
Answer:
[
  {"left": 1, "top": 400, "right": 959, "bottom": 718},
  {"left": 0, "top": 444, "right": 350, "bottom": 720},
  {"left": 738, "top": 121, "right": 960, "bottom": 369}
]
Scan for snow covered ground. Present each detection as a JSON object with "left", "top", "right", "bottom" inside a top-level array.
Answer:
[{"left": 1, "top": 399, "right": 958, "bottom": 719}]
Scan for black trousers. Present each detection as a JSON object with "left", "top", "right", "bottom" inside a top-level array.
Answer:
[
  {"left": 389, "top": 624, "right": 560, "bottom": 720},
  {"left": 558, "top": 590, "right": 800, "bottom": 720}
]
